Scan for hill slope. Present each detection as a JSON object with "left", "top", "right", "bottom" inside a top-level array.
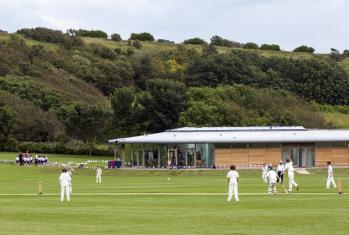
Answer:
[{"left": 1, "top": 28, "right": 349, "bottom": 154}]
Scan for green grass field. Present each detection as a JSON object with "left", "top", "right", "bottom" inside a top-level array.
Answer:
[{"left": 0, "top": 153, "right": 348, "bottom": 234}]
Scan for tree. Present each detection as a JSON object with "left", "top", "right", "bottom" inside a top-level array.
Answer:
[
  {"left": 343, "top": 49, "right": 349, "bottom": 57},
  {"left": 129, "top": 32, "right": 155, "bottom": 41},
  {"left": 243, "top": 42, "right": 259, "bottom": 50},
  {"left": 329, "top": 48, "right": 345, "bottom": 61},
  {"left": 64, "top": 104, "right": 111, "bottom": 155},
  {"left": 110, "top": 87, "right": 147, "bottom": 136},
  {"left": 210, "top": 35, "right": 242, "bottom": 48},
  {"left": 183, "top": 38, "right": 207, "bottom": 45},
  {"left": 293, "top": 45, "right": 315, "bottom": 53},
  {"left": 140, "top": 79, "right": 186, "bottom": 132},
  {"left": 0, "top": 104, "right": 13, "bottom": 148},
  {"left": 111, "top": 33, "right": 122, "bottom": 41}
]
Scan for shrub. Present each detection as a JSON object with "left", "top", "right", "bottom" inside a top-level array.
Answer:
[
  {"left": 126, "top": 48, "right": 135, "bottom": 56},
  {"left": 70, "top": 29, "right": 108, "bottom": 38},
  {"left": 90, "top": 43, "right": 117, "bottom": 60},
  {"left": 17, "top": 27, "right": 83, "bottom": 48},
  {"left": 16, "top": 141, "right": 113, "bottom": 155},
  {"left": 183, "top": 38, "right": 207, "bottom": 45},
  {"left": 260, "top": 44, "right": 281, "bottom": 51},
  {"left": 156, "top": 39, "right": 175, "bottom": 43},
  {"left": 129, "top": 32, "right": 155, "bottom": 41},
  {"left": 132, "top": 40, "right": 143, "bottom": 49},
  {"left": 342, "top": 49, "right": 349, "bottom": 57},
  {"left": 111, "top": 33, "right": 122, "bottom": 41},
  {"left": 293, "top": 45, "right": 315, "bottom": 53},
  {"left": 243, "top": 42, "right": 259, "bottom": 50},
  {"left": 330, "top": 48, "right": 345, "bottom": 61},
  {"left": 210, "top": 35, "right": 242, "bottom": 48}
]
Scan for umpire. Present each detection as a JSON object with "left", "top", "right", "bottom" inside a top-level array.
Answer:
[{"left": 277, "top": 161, "right": 285, "bottom": 182}]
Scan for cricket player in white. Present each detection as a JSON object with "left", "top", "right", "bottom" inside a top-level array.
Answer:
[
  {"left": 96, "top": 167, "right": 102, "bottom": 183},
  {"left": 285, "top": 159, "right": 299, "bottom": 192},
  {"left": 261, "top": 163, "right": 268, "bottom": 183},
  {"left": 277, "top": 161, "right": 285, "bottom": 183},
  {"left": 227, "top": 165, "right": 239, "bottom": 202},
  {"left": 59, "top": 168, "right": 72, "bottom": 202},
  {"left": 326, "top": 161, "right": 337, "bottom": 189},
  {"left": 266, "top": 166, "right": 279, "bottom": 194}
]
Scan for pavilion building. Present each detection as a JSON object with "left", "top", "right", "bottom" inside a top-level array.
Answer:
[{"left": 108, "top": 126, "right": 349, "bottom": 168}]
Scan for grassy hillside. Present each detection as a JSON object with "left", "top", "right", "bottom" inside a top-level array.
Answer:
[
  {"left": 82, "top": 36, "right": 322, "bottom": 59},
  {"left": 322, "top": 112, "right": 349, "bottom": 128},
  {"left": 1, "top": 28, "right": 349, "bottom": 155}
]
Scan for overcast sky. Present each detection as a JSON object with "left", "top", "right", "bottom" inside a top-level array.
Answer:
[{"left": 0, "top": 0, "right": 348, "bottom": 52}]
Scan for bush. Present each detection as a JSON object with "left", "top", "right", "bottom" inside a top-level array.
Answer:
[
  {"left": 126, "top": 48, "right": 135, "bottom": 56},
  {"left": 183, "top": 37, "right": 207, "bottom": 45},
  {"left": 343, "top": 50, "right": 349, "bottom": 57},
  {"left": 129, "top": 32, "right": 155, "bottom": 41},
  {"left": 156, "top": 39, "right": 175, "bottom": 44},
  {"left": 330, "top": 48, "right": 345, "bottom": 61},
  {"left": 16, "top": 141, "right": 113, "bottom": 156},
  {"left": 17, "top": 27, "right": 83, "bottom": 48},
  {"left": 132, "top": 40, "right": 143, "bottom": 49},
  {"left": 90, "top": 43, "right": 117, "bottom": 60},
  {"left": 293, "top": 45, "right": 315, "bottom": 53},
  {"left": 70, "top": 29, "right": 108, "bottom": 38},
  {"left": 210, "top": 35, "right": 242, "bottom": 48},
  {"left": 243, "top": 42, "right": 259, "bottom": 50},
  {"left": 260, "top": 44, "right": 281, "bottom": 51},
  {"left": 111, "top": 33, "right": 122, "bottom": 41}
]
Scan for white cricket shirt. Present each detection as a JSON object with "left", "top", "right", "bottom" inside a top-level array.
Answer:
[
  {"left": 227, "top": 170, "right": 239, "bottom": 184},
  {"left": 59, "top": 172, "right": 72, "bottom": 187},
  {"left": 267, "top": 170, "right": 278, "bottom": 184}
]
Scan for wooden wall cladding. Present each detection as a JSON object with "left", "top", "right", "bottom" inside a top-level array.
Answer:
[
  {"left": 315, "top": 147, "right": 349, "bottom": 166},
  {"left": 215, "top": 147, "right": 281, "bottom": 167}
]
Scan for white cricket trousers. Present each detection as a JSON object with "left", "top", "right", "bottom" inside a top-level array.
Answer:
[
  {"left": 96, "top": 174, "right": 102, "bottom": 183},
  {"left": 268, "top": 183, "right": 277, "bottom": 194},
  {"left": 227, "top": 183, "right": 239, "bottom": 202},
  {"left": 326, "top": 176, "right": 337, "bottom": 189},
  {"left": 288, "top": 172, "right": 298, "bottom": 191},
  {"left": 61, "top": 186, "right": 70, "bottom": 202}
]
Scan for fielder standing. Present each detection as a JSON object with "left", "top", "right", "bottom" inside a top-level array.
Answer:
[
  {"left": 285, "top": 159, "right": 299, "bottom": 192},
  {"left": 227, "top": 165, "right": 239, "bottom": 202},
  {"left": 326, "top": 161, "right": 337, "bottom": 189},
  {"left": 96, "top": 166, "right": 102, "bottom": 183},
  {"left": 59, "top": 168, "right": 72, "bottom": 202}
]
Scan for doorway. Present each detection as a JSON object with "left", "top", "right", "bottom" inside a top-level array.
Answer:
[{"left": 282, "top": 145, "right": 315, "bottom": 168}]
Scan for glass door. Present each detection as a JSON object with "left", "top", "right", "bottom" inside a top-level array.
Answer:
[{"left": 299, "top": 148, "right": 306, "bottom": 168}]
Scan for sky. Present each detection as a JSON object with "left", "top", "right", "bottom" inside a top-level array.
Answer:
[{"left": 0, "top": 0, "right": 348, "bottom": 53}]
